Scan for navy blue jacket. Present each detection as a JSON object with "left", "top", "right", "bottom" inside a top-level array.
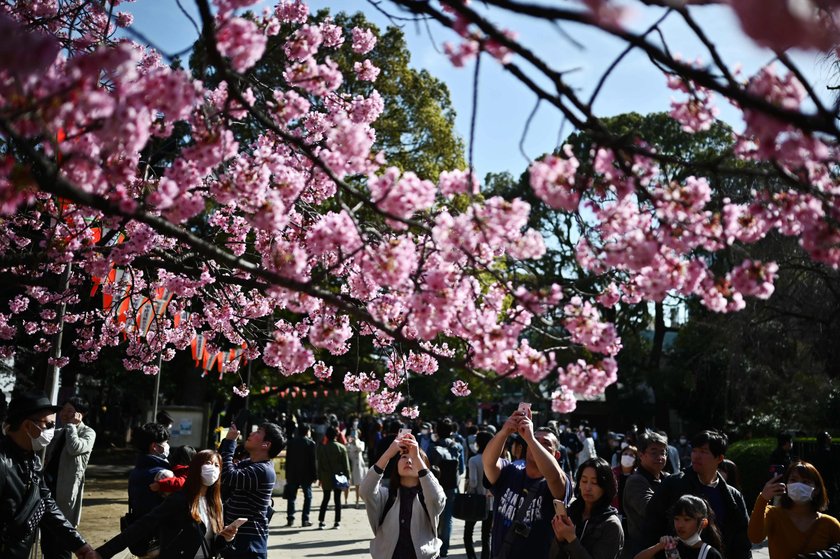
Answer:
[{"left": 129, "top": 453, "right": 170, "bottom": 517}]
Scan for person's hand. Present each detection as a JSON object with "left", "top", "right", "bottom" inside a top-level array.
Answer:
[
  {"left": 387, "top": 435, "right": 405, "bottom": 458},
  {"left": 762, "top": 474, "right": 785, "bottom": 501},
  {"left": 518, "top": 413, "right": 535, "bottom": 443},
  {"left": 149, "top": 482, "right": 160, "bottom": 492},
  {"left": 226, "top": 423, "right": 240, "bottom": 441},
  {"left": 552, "top": 513, "right": 577, "bottom": 542},
  {"left": 401, "top": 435, "right": 420, "bottom": 458},
  {"left": 659, "top": 536, "right": 677, "bottom": 550},
  {"left": 220, "top": 522, "right": 240, "bottom": 542},
  {"left": 503, "top": 413, "right": 521, "bottom": 435},
  {"left": 74, "top": 544, "right": 100, "bottom": 559}
]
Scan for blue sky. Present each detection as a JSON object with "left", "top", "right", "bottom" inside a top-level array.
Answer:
[{"left": 125, "top": 1, "right": 834, "bottom": 179}]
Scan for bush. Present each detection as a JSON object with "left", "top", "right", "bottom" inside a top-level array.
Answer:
[{"left": 727, "top": 438, "right": 775, "bottom": 505}]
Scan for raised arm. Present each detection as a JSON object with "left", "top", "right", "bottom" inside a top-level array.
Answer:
[
  {"left": 64, "top": 423, "right": 96, "bottom": 456},
  {"left": 219, "top": 424, "right": 270, "bottom": 491},
  {"left": 519, "top": 415, "right": 567, "bottom": 499},
  {"left": 483, "top": 413, "right": 520, "bottom": 485},
  {"left": 749, "top": 475, "right": 783, "bottom": 544}
]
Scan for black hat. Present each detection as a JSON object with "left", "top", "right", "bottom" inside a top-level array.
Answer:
[{"left": 6, "top": 392, "right": 62, "bottom": 423}]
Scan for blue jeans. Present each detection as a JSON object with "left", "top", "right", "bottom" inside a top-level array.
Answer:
[
  {"left": 439, "top": 488, "right": 457, "bottom": 556},
  {"left": 285, "top": 482, "right": 313, "bottom": 523}
]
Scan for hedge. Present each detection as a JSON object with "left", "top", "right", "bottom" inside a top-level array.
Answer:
[{"left": 726, "top": 438, "right": 775, "bottom": 505}]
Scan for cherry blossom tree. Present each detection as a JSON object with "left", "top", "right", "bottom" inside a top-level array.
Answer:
[{"left": 2, "top": 0, "right": 840, "bottom": 416}]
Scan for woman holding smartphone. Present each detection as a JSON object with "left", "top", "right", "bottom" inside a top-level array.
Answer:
[
  {"left": 97, "top": 449, "right": 241, "bottom": 558},
  {"left": 748, "top": 460, "right": 840, "bottom": 559},
  {"left": 361, "top": 431, "right": 446, "bottom": 559},
  {"left": 550, "top": 457, "right": 624, "bottom": 559}
]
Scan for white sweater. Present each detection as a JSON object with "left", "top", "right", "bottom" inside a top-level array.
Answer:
[{"left": 360, "top": 466, "right": 447, "bottom": 559}]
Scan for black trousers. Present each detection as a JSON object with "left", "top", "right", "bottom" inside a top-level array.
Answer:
[
  {"left": 318, "top": 488, "right": 342, "bottom": 524},
  {"left": 463, "top": 512, "right": 493, "bottom": 559}
]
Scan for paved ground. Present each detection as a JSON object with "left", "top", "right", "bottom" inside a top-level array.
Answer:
[
  {"left": 268, "top": 498, "right": 477, "bottom": 558},
  {"left": 269, "top": 494, "right": 769, "bottom": 559},
  {"left": 78, "top": 466, "right": 769, "bottom": 559}
]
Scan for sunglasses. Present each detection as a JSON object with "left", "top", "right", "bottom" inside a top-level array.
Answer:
[{"left": 30, "top": 419, "right": 56, "bottom": 430}]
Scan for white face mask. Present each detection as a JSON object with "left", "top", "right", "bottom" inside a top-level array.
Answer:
[
  {"left": 787, "top": 482, "right": 815, "bottom": 503},
  {"left": 679, "top": 530, "right": 703, "bottom": 547},
  {"left": 621, "top": 455, "right": 636, "bottom": 468},
  {"left": 200, "top": 464, "right": 220, "bottom": 486},
  {"left": 29, "top": 422, "right": 55, "bottom": 451},
  {"left": 156, "top": 442, "right": 170, "bottom": 459}
]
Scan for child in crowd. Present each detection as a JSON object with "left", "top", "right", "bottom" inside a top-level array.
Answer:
[
  {"left": 150, "top": 445, "right": 195, "bottom": 494},
  {"left": 635, "top": 495, "right": 723, "bottom": 559}
]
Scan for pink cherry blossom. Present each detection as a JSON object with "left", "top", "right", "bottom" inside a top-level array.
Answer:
[
  {"left": 216, "top": 17, "right": 267, "bottom": 73},
  {"left": 400, "top": 406, "right": 420, "bottom": 419},
  {"left": 551, "top": 386, "right": 577, "bottom": 414},
  {"left": 312, "top": 361, "right": 333, "bottom": 380},
  {"left": 354, "top": 59, "right": 380, "bottom": 82},
  {"left": 451, "top": 380, "right": 471, "bottom": 397},
  {"left": 351, "top": 27, "right": 376, "bottom": 54},
  {"left": 529, "top": 146, "right": 581, "bottom": 212},
  {"left": 438, "top": 169, "right": 479, "bottom": 197},
  {"left": 368, "top": 388, "right": 401, "bottom": 414}
]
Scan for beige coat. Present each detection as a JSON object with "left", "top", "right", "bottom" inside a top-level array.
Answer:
[{"left": 45, "top": 421, "right": 96, "bottom": 526}]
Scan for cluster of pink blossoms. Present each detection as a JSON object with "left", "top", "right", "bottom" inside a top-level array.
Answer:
[{"left": 6, "top": 0, "right": 840, "bottom": 417}]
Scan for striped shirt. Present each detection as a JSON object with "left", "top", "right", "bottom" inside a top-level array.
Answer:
[{"left": 219, "top": 438, "right": 276, "bottom": 556}]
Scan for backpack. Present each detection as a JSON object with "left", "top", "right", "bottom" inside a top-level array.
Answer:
[{"left": 430, "top": 440, "right": 460, "bottom": 490}]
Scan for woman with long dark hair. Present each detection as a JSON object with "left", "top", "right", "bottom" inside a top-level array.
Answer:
[
  {"left": 361, "top": 432, "right": 446, "bottom": 559},
  {"left": 550, "top": 457, "right": 624, "bottom": 559},
  {"left": 97, "top": 449, "right": 240, "bottom": 558}
]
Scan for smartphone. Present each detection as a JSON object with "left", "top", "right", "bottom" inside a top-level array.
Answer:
[
  {"left": 553, "top": 499, "right": 567, "bottom": 517},
  {"left": 230, "top": 517, "right": 248, "bottom": 528},
  {"left": 769, "top": 464, "right": 786, "bottom": 479},
  {"left": 398, "top": 427, "right": 413, "bottom": 439},
  {"left": 518, "top": 402, "right": 532, "bottom": 415}
]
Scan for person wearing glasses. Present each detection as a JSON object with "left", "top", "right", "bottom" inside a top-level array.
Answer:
[
  {"left": 621, "top": 431, "right": 669, "bottom": 559},
  {"left": 0, "top": 391, "right": 100, "bottom": 559},
  {"left": 643, "top": 430, "right": 751, "bottom": 559}
]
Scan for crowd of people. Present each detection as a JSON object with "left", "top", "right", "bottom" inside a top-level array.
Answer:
[
  {"left": 2, "top": 390, "right": 840, "bottom": 559},
  {"left": 0, "top": 391, "right": 286, "bottom": 559},
  {"left": 281, "top": 411, "right": 840, "bottom": 559}
]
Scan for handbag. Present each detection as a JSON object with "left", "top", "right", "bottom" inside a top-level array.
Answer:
[
  {"left": 333, "top": 473, "right": 350, "bottom": 490},
  {"left": 326, "top": 445, "right": 350, "bottom": 489},
  {"left": 120, "top": 506, "right": 160, "bottom": 558},
  {"left": 452, "top": 493, "right": 486, "bottom": 522}
]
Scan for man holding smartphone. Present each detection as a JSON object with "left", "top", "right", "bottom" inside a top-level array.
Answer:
[
  {"left": 483, "top": 405, "right": 569, "bottom": 559},
  {"left": 220, "top": 421, "right": 285, "bottom": 559}
]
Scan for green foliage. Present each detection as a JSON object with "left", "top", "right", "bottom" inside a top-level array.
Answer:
[
  {"left": 728, "top": 437, "right": 775, "bottom": 505},
  {"left": 663, "top": 235, "right": 840, "bottom": 431}
]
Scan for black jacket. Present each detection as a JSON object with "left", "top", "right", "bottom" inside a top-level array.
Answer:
[
  {"left": 643, "top": 469, "right": 751, "bottom": 559},
  {"left": 551, "top": 503, "right": 624, "bottom": 559},
  {"left": 0, "top": 435, "right": 86, "bottom": 559},
  {"left": 97, "top": 491, "right": 230, "bottom": 559},
  {"left": 285, "top": 435, "right": 317, "bottom": 485}
]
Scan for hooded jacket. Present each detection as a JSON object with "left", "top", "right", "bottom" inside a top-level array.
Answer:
[{"left": 551, "top": 501, "right": 624, "bottom": 559}]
